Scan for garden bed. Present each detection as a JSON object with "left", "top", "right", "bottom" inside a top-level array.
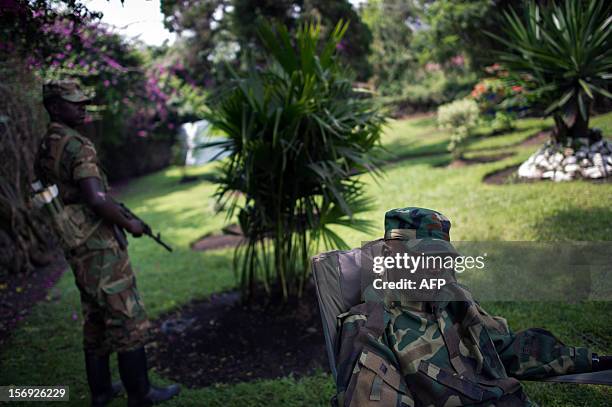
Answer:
[
  {"left": 445, "top": 152, "right": 515, "bottom": 168},
  {"left": 148, "top": 284, "right": 328, "bottom": 388},
  {"left": 191, "top": 224, "right": 244, "bottom": 251}
]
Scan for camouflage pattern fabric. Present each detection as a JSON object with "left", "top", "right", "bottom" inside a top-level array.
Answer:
[
  {"left": 69, "top": 225, "right": 151, "bottom": 354},
  {"left": 35, "top": 121, "right": 151, "bottom": 353},
  {"left": 384, "top": 207, "right": 451, "bottom": 241},
  {"left": 36, "top": 121, "right": 106, "bottom": 205},
  {"left": 334, "top": 207, "right": 593, "bottom": 406},
  {"left": 43, "top": 79, "right": 92, "bottom": 103},
  {"left": 337, "top": 284, "right": 593, "bottom": 406}
]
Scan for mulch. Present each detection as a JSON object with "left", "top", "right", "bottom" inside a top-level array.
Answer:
[
  {"left": 191, "top": 224, "right": 244, "bottom": 251},
  {"left": 0, "top": 255, "right": 67, "bottom": 349},
  {"left": 445, "top": 152, "right": 516, "bottom": 168},
  {"left": 520, "top": 130, "right": 550, "bottom": 147},
  {"left": 148, "top": 284, "right": 329, "bottom": 388},
  {"left": 482, "top": 165, "right": 523, "bottom": 185}
]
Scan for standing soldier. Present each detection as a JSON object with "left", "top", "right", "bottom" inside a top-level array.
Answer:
[{"left": 35, "top": 79, "right": 180, "bottom": 407}]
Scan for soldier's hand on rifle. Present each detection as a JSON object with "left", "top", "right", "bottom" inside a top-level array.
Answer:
[{"left": 126, "top": 219, "right": 146, "bottom": 237}]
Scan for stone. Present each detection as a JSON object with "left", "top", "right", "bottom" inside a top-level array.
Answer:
[
  {"left": 582, "top": 167, "right": 603, "bottom": 179},
  {"left": 518, "top": 163, "right": 529, "bottom": 177},
  {"left": 563, "top": 156, "right": 577, "bottom": 165},
  {"left": 542, "top": 171, "right": 554, "bottom": 179},
  {"left": 590, "top": 140, "right": 604, "bottom": 151},
  {"left": 564, "top": 164, "right": 580, "bottom": 173},
  {"left": 576, "top": 137, "right": 590, "bottom": 146},
  {"left": 554, "top": 171, "right": 572, "bottom": 182},
  {"left": 592, "top": 153, "right": 604, "bottom": 166}
]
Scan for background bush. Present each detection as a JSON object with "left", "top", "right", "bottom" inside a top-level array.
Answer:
[{"left": 437, "top": 98, "right": 480, "bottom": 159}]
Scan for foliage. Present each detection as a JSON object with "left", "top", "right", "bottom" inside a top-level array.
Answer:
[
  {"left": 161, "top": 0, "right": 373, "bottom": 84},
  {"left": 359, "top": 0, "right": 481, "bottom": 115},
  {"left": 361, "top": 0, "right": 417, "bottom": 93},
  {"left": 0, "top": 58, "right": 56, "bottom": 276},
  {"left": 205, "top": 21, "right": 385, "bottom": 302},
  {"left": 488, "top": 0, "right": 612, "bottom": 142},
  {"left": 379, "top": 69, "right": 477, "bottom": 116},
  {"left": 437, "top": 98, "right": 480, "bottom": 159},
  {"left": 470, "top": 70, "right": 529, "bottom": 132},
  {"left": 411, "top": 0, "right": 517, "bottom": 70}
]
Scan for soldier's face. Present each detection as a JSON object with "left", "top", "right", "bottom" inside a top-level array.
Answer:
[{"left": 48, "top": 99, "right": 87, "bottom": 127}]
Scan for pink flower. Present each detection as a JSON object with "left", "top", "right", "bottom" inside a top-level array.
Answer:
[
  {"left": 167, "top": 123, "right": 175, "bottom": 130},
  {"left": 451, "top": 55, "right": 465, "bottom": 67},
  {"left": 512, "top": 85, "right": 523, "bottom": 92},
  {"left": 425, "top": 62, "right": 441, "bottom": 72},
  {"left": 103, "top": 80, "right": 110, "bottom": 87},
  {"left": 65, "top": 43, "right": 72, "bottom": 51},
  {"left": 71, "top": 312, "right": 78, "bottom": 321},
  {"left": 102, "top": 55, "right": 126, "bottom": 72},
  {"left": 137, "top": 130, "right": 147, "bottom": 137}
]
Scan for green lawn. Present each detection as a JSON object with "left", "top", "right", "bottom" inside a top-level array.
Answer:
[{"left": 2, "top": 112, "right": 612, "bottom": 406}]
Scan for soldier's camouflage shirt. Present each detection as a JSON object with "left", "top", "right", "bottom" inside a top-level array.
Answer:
[
  {"left": 336, "top": 284, "right": 593, "bottom": 407},
  {"left": 35, "top": 121, "right": 116, "bottom": 251}
]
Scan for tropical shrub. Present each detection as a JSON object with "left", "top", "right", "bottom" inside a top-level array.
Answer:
[
  {"left": 379, "top": 69, "right": 477, "bottom": 117},
  {"left": 206, "top": 21, "right": 385, "bottom": 302},
  {"left": 470, "top": 76, "right": 526, "bottom": 132},
  {"left": 488, "top": 0, "right": 612, "bottom": 144},
  {"left": 437, "top": 98, "right": 480, "bottom": 160}
]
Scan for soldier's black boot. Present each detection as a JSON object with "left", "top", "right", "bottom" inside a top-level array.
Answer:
[
  {"left": 117, "top": 347, "right": 180, "bottom": 406},
  {"left": 84, "top": 351, "right": 123, "bottom": 407}
]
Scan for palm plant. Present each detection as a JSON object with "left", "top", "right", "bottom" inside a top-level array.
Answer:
[
  {"left": 488, "top": 0, "right": 612, "bottom": 144},
  {"left": 205, "top": 21, "right": 385, "bottom": 302}
]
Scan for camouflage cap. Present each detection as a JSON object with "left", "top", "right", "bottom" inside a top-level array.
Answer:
[
  {"left": 384, "top": 207, "right": 451, "bottom": 241},
  {"left": 43, "top": 79, "right": 92, "bottom": 103}
]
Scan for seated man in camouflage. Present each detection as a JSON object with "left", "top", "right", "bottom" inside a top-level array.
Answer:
[
  {"left": 35, "top": 80, "right": 179, "bottom": 407},
  {"left": 335, "top": 207, "right": 611, "bottom": 406}
]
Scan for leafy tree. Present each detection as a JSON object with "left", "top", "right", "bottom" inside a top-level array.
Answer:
[
  {"left": 488, "top": 0, "right": 612, "bottom": 143},
  {"left": 161, "top": 0, "right": 373, "bottom": 83},
  {"left": 205, "top": 21, "right": 385, "bottom": 302},
  {"left": 361, "top": 0, "right": 416, "bottom": 93},
  {"left": 412, "top": 0, "right": 521, "bottom": 70},
  {"left": 301, "top": 0, "right": 373, "bottom": 80}
]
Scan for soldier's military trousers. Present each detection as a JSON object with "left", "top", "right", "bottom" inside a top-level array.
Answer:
[{"left": 67, "top": 224, "right": 151, "bottom": 355}]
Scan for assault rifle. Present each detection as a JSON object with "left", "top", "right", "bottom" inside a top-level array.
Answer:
[{"left": 114, "top": 201, "right": 173, "bottom": 252}]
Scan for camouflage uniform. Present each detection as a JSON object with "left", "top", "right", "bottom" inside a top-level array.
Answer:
[
  {"left": 335, "top": 208, "right": 592, "bottom": 406},
  {"left": 35, "top": 83, "right": 150, "bottom": 355}
]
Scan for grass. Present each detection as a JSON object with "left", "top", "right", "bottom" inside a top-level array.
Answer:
[{"left": 2, "top": 112, "right": 612, "bottom": 406}]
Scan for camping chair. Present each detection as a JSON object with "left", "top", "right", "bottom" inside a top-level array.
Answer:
[{"left": 311, "top": 247, "right": 612, "bottom": 391}]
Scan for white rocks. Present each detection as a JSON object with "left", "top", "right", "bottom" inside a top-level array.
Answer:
[
  {"left": 518, "top": 136, "right": 612, "bottom": 181},
  {"left": 564, "top": 164, "right": 580, "bottom": 173},
  {"left": 554, "top": 171, "right": 573, "bottom": 182},
  {"left": 563, "top": 156, "right": 577, "bottom": 165}
]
